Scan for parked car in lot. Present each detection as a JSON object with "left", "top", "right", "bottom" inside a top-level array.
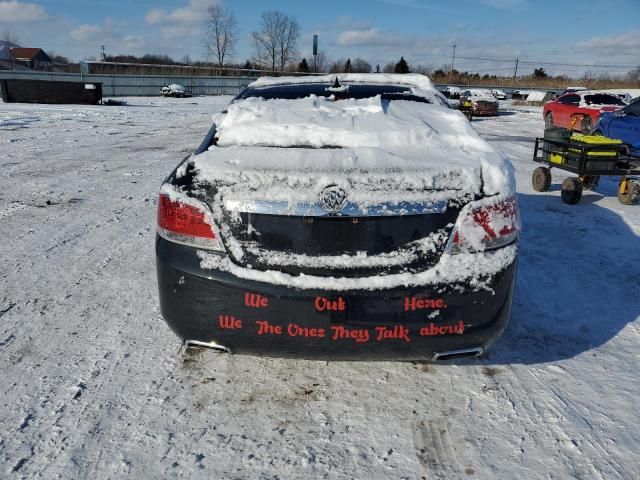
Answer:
[
  {"left": 555, "top": 86, "right": 587, "bottom": 98},
  {"left": 490, "top": 89, "right": 507, "bottom": 100},
  {"left": 156, "top": 74, "right": 519, "bottom": 360},
  {"left": 161, "top": 83, "right": 191, "bottom": 98},
  {"left": 460, "top": 89, "right": 499, "bottom": 115},
  {"left": 593, "top": 97, "right": 640, "bottom": 155},
  {"left": 511, "top": 90, "right": 531, "bottom": 100},
  {"left": 442, "top": 86, "right": 462, "bottom": 99},
  {"left": 543, "top": 91, "right": 627, "bottom": 134}
]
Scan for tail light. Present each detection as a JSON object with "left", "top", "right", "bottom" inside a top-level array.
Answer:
[
  {"left": 157, "top": 192, "right": 224, "bottom": 252},
  {"left": 447, "top": 195, "right": 520, "bottom": 254}
]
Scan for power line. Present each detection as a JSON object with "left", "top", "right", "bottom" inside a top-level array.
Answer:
[
  {"left": 456, "top": 55, "right": 515, "bottom": 63},
  {"left": 518, "top": 59, "right": 637, "bottom": 69},
  {"left": 449, "top": 54, "right": 636, "bottom": 69}
]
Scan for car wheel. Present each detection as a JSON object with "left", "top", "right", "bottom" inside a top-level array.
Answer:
[
  {"left": 561, "top": 177, "right": 583, "bottom": 204},
  {"left": 545, "top": 113, "right": 554, "bottom": 129},
  {"left": 617, "top": 178, "right": 640, "bottom": 205},
  {"left": 532, "top": 167, "right": 552, "bottom": 192},
  {"left": 581, "top": 116, "right": 593, "bottom": 134}
]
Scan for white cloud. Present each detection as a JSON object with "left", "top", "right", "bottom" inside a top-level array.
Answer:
[
  {"left": 145, "top": 0, "right": 213, "bottom": 26},
  {"left": 577, "top": 31, "right": 640, "bottom": 51},
  {"left": 337, "top": 28, "right": 409, "bottom": 47},
  {"left": 0, "top": 0, "right": 49, "bottom": 22},
  {"left": 70, "top": 24, "right": 103, "bottom": 42},
  {"left": 69, "top": 19, "right": 146, "bottom": 54},
  {"left": 144, "top": 0, "right": 214, "bottom": 41}
]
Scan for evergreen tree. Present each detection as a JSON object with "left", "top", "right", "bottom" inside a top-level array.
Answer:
[
  {"left": 243, "top": 60, "right": 253, "bottom": 70},
  {"left": 344, "top": 58, "right": 352, "bottom": 73},
  {"left": 298, "top": 57, "right": 310, "bottom": 73},
  {"left": 394, "top": 56, "right": 410, "bottom": 74},
  {"left": 533, "top": 67, "right": 548, "bottom": 78}
]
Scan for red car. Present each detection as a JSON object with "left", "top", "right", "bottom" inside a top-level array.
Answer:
[{"left": 543, "top": 91, "right": 626, "bottom": 134}]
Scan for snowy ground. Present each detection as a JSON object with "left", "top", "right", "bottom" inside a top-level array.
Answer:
[{"left": 1, "top": 96, "right": 639, "bottom": 479}]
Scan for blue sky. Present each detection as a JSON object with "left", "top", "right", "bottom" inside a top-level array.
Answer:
[{"left": 1, "top": 0, "right": 639, "bottom": 77}]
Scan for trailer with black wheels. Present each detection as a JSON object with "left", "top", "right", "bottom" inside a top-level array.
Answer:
[{"left": 532, "top": 130, "right": 640, "bottom": 205}]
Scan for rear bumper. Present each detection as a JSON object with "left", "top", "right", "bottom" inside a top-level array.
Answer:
[
  {"left": 156, "top": 236, "right": 517, "bottom": 360},
  {"left": 473, "top": 104, "right": 499, "bottom": 115}
]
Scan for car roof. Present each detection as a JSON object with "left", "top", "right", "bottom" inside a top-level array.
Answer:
[{"left": 249, "top": 73, "right": 438, "bottom": 94}]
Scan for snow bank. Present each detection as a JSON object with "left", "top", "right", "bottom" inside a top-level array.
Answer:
[{"left": 524, "top": 91, "right": 548, "bottom": 102}]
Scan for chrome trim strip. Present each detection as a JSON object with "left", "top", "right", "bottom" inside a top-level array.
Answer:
[
  {"left": 432, "top": 347, "right": 483, "bottom": 361},
  {"left": 224, "top": 200, "right": 448, "bottom": 216},
  {"left": 185, "top": 339, "right": 232, "bottom": 354}
]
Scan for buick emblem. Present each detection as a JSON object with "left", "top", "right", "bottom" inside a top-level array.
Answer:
[{"left": 318, "top": 185, "right": 348, "bottom": 213}]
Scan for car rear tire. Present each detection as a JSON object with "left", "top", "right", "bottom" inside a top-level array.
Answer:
[
  {"left": 581, "top": 116, "right": 593, "bottom": 134},
  {"left": 618, "top": 178, "right": 640, "bottom": 205},
  {"left": 545, "top": 113, "right": 554, "bottom": 129},
  {"left": 532, "top": 167, "right": 552, "bottom": 192},
  {"left": 561, "top": 177, "right": 583, "bottom": 204}
]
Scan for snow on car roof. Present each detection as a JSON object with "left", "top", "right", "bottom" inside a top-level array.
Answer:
[
  {"left": 573, "top": 91, "right": 628, "bottom": 107},
  {"left": 601, "top": 88, "right": 640, "bottom": 98},
  {"left": 193, "top": 90, "right": 514, "bottom": 198},
  {"left": 248, "top": 74, "right": 446, "bottom": 103},
  {"left": 464, "top": 89, "right": 496, "bottom": 100},
  {"left": 215, "top": 95, "right": 466, "bottom": 149},
  {"left": 250, "top": 73, "right": 436, "bottom": 91}
]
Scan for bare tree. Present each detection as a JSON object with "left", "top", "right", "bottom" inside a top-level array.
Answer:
[
  {"left": 204, "top": 5, "right": 237, "bottom": 67},
  {"left": 314, "top": 49, "right": 330, "bottom": 73},
  {"left": 329, "top": 59, "right": 345, "bottom": 73},
  {"left": 351, "top": 58, "right": 372, "bottom": 73},
  {"left": 382, "top": 62, "right": 395, "bottom": 73},
  {"left": 252, "top": 11, "right": 300, "bottom": 73},
  {"left": 2, "top": 30, "right": 20, "bottom": 45}
]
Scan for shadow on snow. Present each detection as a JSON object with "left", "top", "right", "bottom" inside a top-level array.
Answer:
[{"left": 480, "top": 191, "right": 640, "bottom": 366}]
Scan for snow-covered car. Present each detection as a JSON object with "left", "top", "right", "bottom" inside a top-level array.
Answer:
[
  {"left": 442, "top": 86, "right": 462, "bottom": 99},
  {"left": 543, "top": 91, "right": 627, "bottom": 134},
  {"left": 460, "top": 89, "right": 499, "bottom": 115},
  {"left": 156, "top": 74, "right": 519, "bottom": 360},
  {"left": 161, "top": 83, "right": 190, "bottom": 98},
  {"left": 491, "top": 89, "right": 507, "bottom": 100}
]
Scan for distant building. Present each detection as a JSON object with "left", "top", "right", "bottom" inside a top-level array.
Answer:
[
  {"left": 0, "top": 41, "right": 18, "bottom": 70},
  {"left": 9, "top": 47, "right": 52, "bottom": 70}
]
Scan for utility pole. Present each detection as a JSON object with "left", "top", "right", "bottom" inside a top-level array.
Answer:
[
  {"left": 451, "top": 44, "right": 456, "bottom": 75},
  {"left": 514, "top": 58, "right": 519, "bottom": 78}
]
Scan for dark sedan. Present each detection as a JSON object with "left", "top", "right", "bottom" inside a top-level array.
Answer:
[{"left": 156, "top": 74, "right": 519, "bottom": 360}]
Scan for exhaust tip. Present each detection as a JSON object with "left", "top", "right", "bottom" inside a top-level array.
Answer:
[
  {"left": 432, "top": 347, "right": 483, "bottom": 361},
  {"left": 185, "top": 339, "right": 232, "bottom": 354}
]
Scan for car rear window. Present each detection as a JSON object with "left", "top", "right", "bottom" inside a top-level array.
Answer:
[
  {"left": 584, "top": 94, "right": 626, "bottom": 106},
  {"left": 625, "top": 99, "right": 640, "bottom": 116},
  {"left": 237, "top": 83, "right": 428, "bottom": 102}
]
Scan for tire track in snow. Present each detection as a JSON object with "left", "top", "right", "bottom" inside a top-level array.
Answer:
[
  {"left": 412, "top": 419, "right": 472, "bottom": 479},
  {"left": 489, "top": 366, "right": 628, "bottom": 480}
]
